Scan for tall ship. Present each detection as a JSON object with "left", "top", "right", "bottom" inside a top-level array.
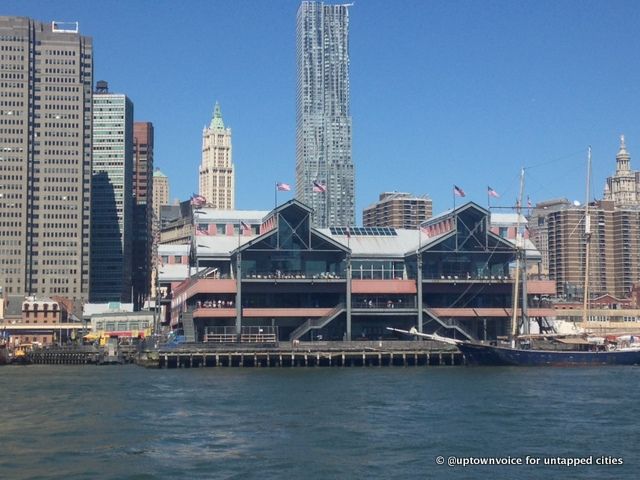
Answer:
[{"left": 392, "top": 153, "right": 640, "bottom": 366}]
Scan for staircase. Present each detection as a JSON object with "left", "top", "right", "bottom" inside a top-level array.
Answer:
[
  {"left": 289, "top": 303, "right": 345, "bottom": 341},
  {"left": 181, "top": 312, "right": 196, "bottom": 342},
  {"left": 423, "top": 307, "right": 475, "bottom": 341}
]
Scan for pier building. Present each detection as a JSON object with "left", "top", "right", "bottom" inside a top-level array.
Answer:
[{"left": 167, "top": 200, "right": 555, "bottom": 342}]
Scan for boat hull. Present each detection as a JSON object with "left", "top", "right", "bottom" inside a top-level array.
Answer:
[
  {"left": 458, "top": 342, "right": 640, "bottom": 366},
  {"left": 0, "top": 346, "right": 8, "bottom": 366}
]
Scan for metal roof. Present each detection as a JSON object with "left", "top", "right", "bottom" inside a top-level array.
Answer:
[
  {"left": 193, "top": 209, "right": 269, "bottom": 222},
  {"left": 318, "top": 228, "right": 436, "bottom": 257},
  {"left": 158, "top": 264, "right": 206, "bottom": 282},
  {"left": 489, "top": 212, "right": 528, "bottom": 226},
  {"left": 158, "top": 244, "right": 191, "bottom": 256},
  {"left": 194, "top": 235, "right": 259, "bottom": 257}
]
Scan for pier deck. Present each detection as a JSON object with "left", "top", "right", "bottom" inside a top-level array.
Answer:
[{"left": 138, "top": 341, "right": 464, "bottom": 368}]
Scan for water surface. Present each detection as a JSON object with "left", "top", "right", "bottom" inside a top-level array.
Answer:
[{"left": 0, "top": 365, "right": 637, "bottom": 479}]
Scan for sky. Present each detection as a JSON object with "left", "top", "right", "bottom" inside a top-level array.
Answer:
[{"left": 5, "top": 0, "right": 640, "bottom": 221}]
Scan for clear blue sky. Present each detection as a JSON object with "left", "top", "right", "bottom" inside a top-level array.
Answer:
[{"left": 5, "top": 0, "right": 640, "bottom": 220}]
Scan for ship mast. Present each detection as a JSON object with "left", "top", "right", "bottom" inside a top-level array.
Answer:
[
  {"left": 511, "top": 167, "right": 526, "bottom": 347},
  {"left": 581, "top": 147, "right": 592, "bottom": 329}
]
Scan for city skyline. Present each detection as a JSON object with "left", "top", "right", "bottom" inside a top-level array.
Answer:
[{"left": 3, "top": 1, "right": 640, "bottom": 219}]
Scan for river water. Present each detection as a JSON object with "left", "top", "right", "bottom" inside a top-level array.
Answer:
[{"left": 0, "top": 365, "right": 637, "bottom": 479}]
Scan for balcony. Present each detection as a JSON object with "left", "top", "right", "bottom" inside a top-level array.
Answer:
[{"left": 243, "top": 271, "right": 344, "bottom": 281}]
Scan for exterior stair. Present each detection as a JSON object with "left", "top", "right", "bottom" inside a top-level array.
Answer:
[
  {"left": 181, "top": 312, "right": 196, "bottom": 342},
  {"left": 423, "top": 307, "right": 475, "bottom": 341},
  {"left": 289, "top": 303, "right": 345, "bottom": 341}
]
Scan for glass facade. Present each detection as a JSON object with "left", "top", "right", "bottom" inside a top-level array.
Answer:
[{"left": 90, "top": 93, "right": 134, "bottom": 302}]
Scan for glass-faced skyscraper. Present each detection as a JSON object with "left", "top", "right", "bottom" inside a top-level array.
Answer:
[
  {"left": 90, "top": 81, "right": 133, "bottom": 302},
  {"left": 296, "top": 1, "right": 354, "bottom": 228}
]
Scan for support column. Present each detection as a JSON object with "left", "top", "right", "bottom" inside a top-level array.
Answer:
[
  {"left": 417, "top": 252, "right": 423, "bottom": 333},
  {"left": 346, "top": 253, "right": 352, "bottom": 341},
  {"left": 235, "top": 252, "right": 242, "bottom": 336}
]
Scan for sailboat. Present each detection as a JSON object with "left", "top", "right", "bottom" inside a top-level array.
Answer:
[{"left": 390, "top": 151, "right": 640, "bottom": 366}]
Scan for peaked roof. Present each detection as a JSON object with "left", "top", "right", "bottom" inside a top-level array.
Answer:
[
  {"left": 210, "top": 101, "right": 225, "bottom": 129},
  {"left": 153, "top": 169, "right": 167, "bottom": 178}
]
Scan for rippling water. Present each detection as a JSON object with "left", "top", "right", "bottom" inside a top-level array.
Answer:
[{"left": 0, "top": 365, "right": 638, "bottom": 479}]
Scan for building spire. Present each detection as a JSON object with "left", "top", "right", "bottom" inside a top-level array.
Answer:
[
  {"left": 616, "top": 133, "right": 631, "bottom": 173},
  {"left": 210, "top": 101, "right": 225, "bottom": 129}
]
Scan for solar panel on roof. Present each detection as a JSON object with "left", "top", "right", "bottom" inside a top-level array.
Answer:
[{"left": 329, "top": 226, "right": 397, "bottom": 236}]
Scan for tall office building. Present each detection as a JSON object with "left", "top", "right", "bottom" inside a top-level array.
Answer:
[
  {"left": 152, "top": 168, "right": 169, "bottom": 224},
  {"left": 363, "top": 192, "right": 433, "bottom": 229},
  {"left": 0, "top": 17, "right": 92, "bottom": 310},
  {"left": 132, "top": 122, "right": 154, "bottom": 309},
  {"left": 296, "top": 1, "right": 354, "bottom": 228},
  {"left": 90, "top": 81, "right": 133, "bottom": 302},
  {"left": 199, "top": 102, "right": 234, "bottom": 209}
]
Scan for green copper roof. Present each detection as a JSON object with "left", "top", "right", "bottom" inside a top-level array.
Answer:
[
  {"left": 210, "top": 101, "right": 225, "bottom": 129},
  {"left": 153, "top": 169, "right": 167, "bottom": 178}
]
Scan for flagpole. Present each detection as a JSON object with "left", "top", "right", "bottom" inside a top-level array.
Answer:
[
  {"left": 453, "top": 185, "right": 456, "bottom": 211},
  {"left": 274, "top": 182, "right": 277, "bottom": 210}
]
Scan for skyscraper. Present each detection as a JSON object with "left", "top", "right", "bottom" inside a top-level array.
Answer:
[
  {"left": 0, "top": 17, "right": 93, "bottom": 310},
  {"left": 199, "top": 102, "right": 234, "bottom": 209},
  {"left": 152, "top": 168, "right": 169, "bottom": 224},
  {"left": 296, "top": 1, "right": 354, "bottom": 228},
  {"left": 90, "top": 81, "right": 133, "bottom": 302},
  {"left": 132, "top": 122, "right": 154, "bottom": 309}
]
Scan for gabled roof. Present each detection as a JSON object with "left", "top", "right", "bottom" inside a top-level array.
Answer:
[
  {"left": 422, "top": 201, "right": 488, "bottom": 227},
  {"left": 319, "top": 228, "right": 453, "bottom": 257},
  {"left": 196, "top": 235, "right": 258, "bottom": 257}
]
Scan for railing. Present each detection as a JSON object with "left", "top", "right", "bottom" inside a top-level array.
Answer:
[
  {"left": 289, "top": 303, "right": 345, "bottom": 341},
  {"left": 244, "top": 271, "right": 344, "bottom": 280},
  {"left": 352, "top": 299, "right": 415, "bottom": 309},
  {"left": 423, "top": 274, "right": 512, "bottom": 281},
  {"left": 204, "top": 326, "right": 278, "bottom": 344},
  {"left": 240, "top": 326, "right": 278, "bottom": 344},
  {"left": 204, "top": 326, "right": 236, "bottom": 343}
]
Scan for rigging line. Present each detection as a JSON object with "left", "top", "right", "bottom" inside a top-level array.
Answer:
[
  {"left": 523, "top": 149, "right": 585, "bottom": 170},
  {"left": 448, "top": 237, "right": 505, "bottom": 309}
]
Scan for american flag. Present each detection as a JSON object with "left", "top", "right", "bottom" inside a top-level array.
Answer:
[
  {"left": 240, "top": 221, "right": 251, "bottom": 231},
  {"left": 190, "top": 193, "right": 207, "bottom": 206},
  {"left": 453, "top": 185, "right": 466, "bottom": 197},
  {"left": 276, "top": 182, "right": 291, "bottom": 192},
  {"left": 487, "top": 186, "right": 500, "bottom": 198},
  {"left": 313, "top": 180, "right": 327, "bottom": 193}
]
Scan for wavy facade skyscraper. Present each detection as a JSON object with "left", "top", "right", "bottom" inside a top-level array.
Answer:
[{"left": 296, "top": 1, "right": 355, "bottom": 228}]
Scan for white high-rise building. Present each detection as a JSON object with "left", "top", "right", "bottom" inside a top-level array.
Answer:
[
  {"left": 199, "top": 102, "right": 234, "bottom": 209},
  {"left": 296, "top": 1, "right": 355, "bottom": 228}
]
